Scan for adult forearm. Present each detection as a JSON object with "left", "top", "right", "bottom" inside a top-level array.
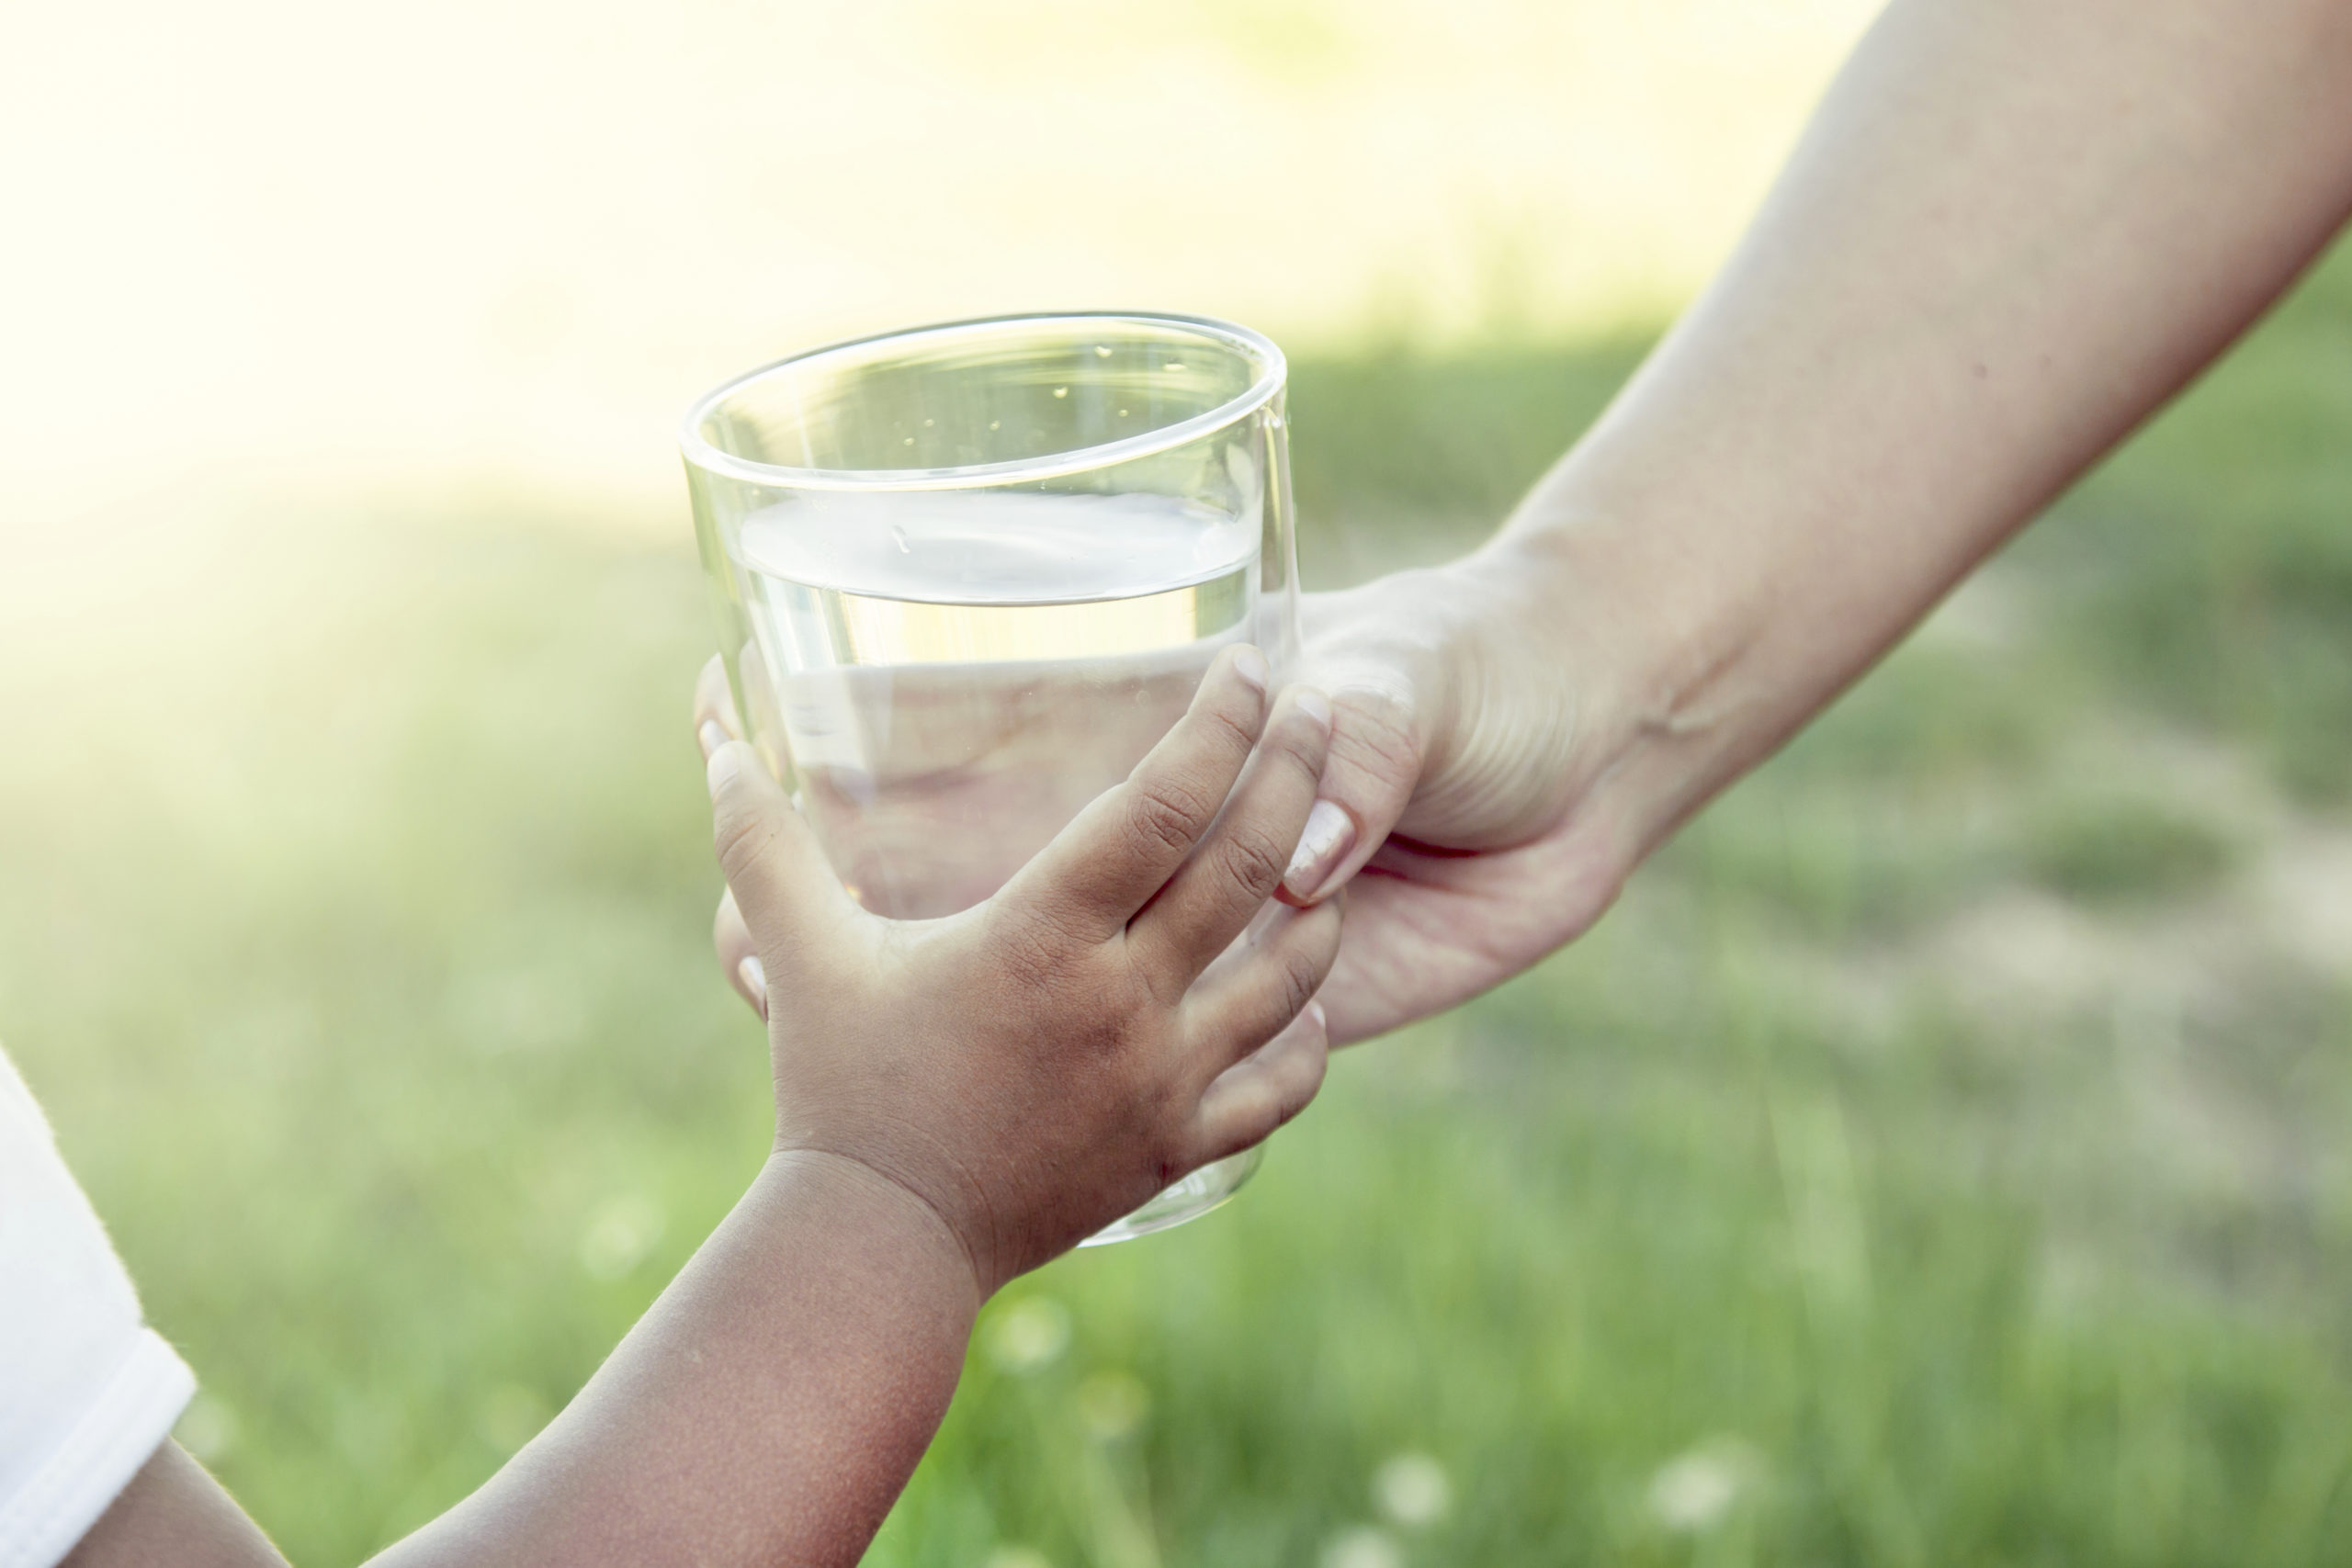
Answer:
[
  {"left": 371, "top": 1151, "right": 980, "bottom": 1568},
  {"left": 1515, "top": 0, "right": 2352, "bottom": 849}
]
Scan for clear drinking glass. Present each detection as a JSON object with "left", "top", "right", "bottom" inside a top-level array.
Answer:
[{"left": 680, "top": 312, "right": 1299, "bottom": 1243}]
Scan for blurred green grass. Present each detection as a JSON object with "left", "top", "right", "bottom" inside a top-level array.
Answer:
[{"left": 12, "top": 243, "right": 2352, "bottom": 1565}]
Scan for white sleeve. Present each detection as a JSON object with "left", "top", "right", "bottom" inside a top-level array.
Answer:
[{"left": 0, "top": 1048, "right": 195, "bottom": 1568}]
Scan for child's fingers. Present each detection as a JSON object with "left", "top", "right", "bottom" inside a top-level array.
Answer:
[
  {"left": 693, "top": 655, "right": 744, "bottom": 758},
  {"left": 1174, "top": 898, "right": 1342, "bottom": 1090},
  {"left": 708, "top": 740, "right": 852, "bottom": 964},
  {"left": 994, "top": 646, "right": 1271, "bottom": 940},
  {"left": 1185, "top": 1001, "right": 1330, "bottom": 1167},
  {"left": 712, "top": 887, "right": 768, "bottom": 1021},
  {"left": 1129, "top": 688, "right": 1332, "bottom": 987}
]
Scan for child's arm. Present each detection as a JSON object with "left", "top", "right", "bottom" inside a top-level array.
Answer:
[{"left": 64, "top": 646, "right": 1336, "bottom": 1568}]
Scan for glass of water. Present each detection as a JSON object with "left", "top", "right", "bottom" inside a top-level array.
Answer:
[{"left": 680, "top": 312, "right": 1300, "bottom": 1244}]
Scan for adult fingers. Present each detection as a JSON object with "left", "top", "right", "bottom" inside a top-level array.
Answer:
[
  {"left": 1278, "top": 681, "right": 1421, "bottom": 900},
  {"left": 995, "top": 645, "right": 1270, "bottom": 940},
  {"left": 1130, "top": 688, "right": 1332, "bottom": 986},
  {"left": 707, "top": 740, "right": 853, "bottom": 965},
  {"left": 1270, "top": 587, "right": 1430, "bottom": 907},
  {"left": 1174, "top": 898, "right": 1341, "bottom": 1090},
  {"left": 1186, "top": 1001, "right": 1329, "bottom": 1167},
  {"left": 712, "top": 887, "right": 767, "bottom": 1021}
]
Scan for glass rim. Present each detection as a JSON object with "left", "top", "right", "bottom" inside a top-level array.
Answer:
[{"left": 678, "top": 310, "right": 1286, "bottom": 493}]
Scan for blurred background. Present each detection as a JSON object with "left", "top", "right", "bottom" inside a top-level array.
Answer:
[{"left": 8, "top": 1, "right": 2352, "bottom": 1563}]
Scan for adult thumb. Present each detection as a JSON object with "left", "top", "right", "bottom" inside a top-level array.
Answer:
[
  {"left": 707, "top": 741, "right": 852, "bottom": 957},
  {"left": 1274, "top": 662, "right": 1426, "bottom": 907}
]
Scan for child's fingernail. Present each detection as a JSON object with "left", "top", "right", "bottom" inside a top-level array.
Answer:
[
  {"left": 739, "top": 954, "right": 768, "bottom": 1018},
  {"left": 1294, "top": 687, "right": 1331, "bottom": 728},
  {"left": 1283, "top": 799, "right": 1354, "bottom": 899},
  {"left": 1305, "top": 999, "right": 1328, "bottom": 1034},
  {"left": 698, "top": 719, "right": 729, "bottom": 760},
  {"left": 1232, "top": 645, "right": 1270, "bottom": 691},
  {"left": 707, "top": 742, "right": 743, "bottom": 795}
]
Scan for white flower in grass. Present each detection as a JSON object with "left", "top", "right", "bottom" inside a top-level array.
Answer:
[
  {"left": 175, "top": 1393, "right": 240, "bottom": 1463},
  {"left": 1373, "top": 1451, "right": 1452, "bottom": 1528},
  {"left": 1321, "top": 1525, "right": 1403, "bottom": 1568},
  {"left": 984, "top": 1296, "right": 1070, "bottom": 1374},
  {"left": 580, "top": 1194, "right": 665, "bottom": 1280},
  {"left": 1646, "top": 1437, "right": 1763, "bottom": 1533},
  {"left": 983, "top": 1549, "right": 1054, "bottom": 1568},
  {"left": 1076, "top": 1369, "right": 1150, "bottom": 1439}
]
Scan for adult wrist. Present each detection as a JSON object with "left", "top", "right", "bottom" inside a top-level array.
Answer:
[{"left": 1475, "top": 488, "right": 1762, "bottom": 859}]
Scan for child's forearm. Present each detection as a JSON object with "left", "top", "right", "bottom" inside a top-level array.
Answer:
[
  {"left": 371, "top": 1149, "right": 980, "bottom": 1568},
  {"left": 67, "top": 1152, "right": 978, "bottom": 1568}
]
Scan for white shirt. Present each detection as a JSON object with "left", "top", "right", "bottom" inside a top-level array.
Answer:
[{"left": 0, "top": 1047, "right": 193, "bottom": 1568}]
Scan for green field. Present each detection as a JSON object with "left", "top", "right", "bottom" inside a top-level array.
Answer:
[{"left": 10, "top": 242, "right": 2352, "bottom": 1567}]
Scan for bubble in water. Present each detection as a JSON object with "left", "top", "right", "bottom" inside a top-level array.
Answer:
[
  {"left": 889, "top": 525, "right": 910, "bottom": 554},
  {"left": 1163, "top": 361, "right": 1185, "bottom": 372},
  {"left": 1052, "top": 386, "right": 1069, "bottom": 399},
  {"left": 989, "top": 419, "right": 1001, "bottom": 430},
  {"left": 1093, "top": 344, "right": 1113, "bottom": 358},
  {"left": 1117, "top": 408, "right": 1128, "bottom": 417}
]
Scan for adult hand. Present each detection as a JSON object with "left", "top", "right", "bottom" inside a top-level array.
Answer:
[{"left": 1266, "top": 538, "right": 1647, "bottom": 1043}]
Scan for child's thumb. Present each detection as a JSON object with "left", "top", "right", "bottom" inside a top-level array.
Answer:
[{"left": 707, "top": 741, "right": 850, "bottom": 956}]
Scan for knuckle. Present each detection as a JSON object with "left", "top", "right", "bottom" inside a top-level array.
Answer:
[
  {"left": 988, "top": 904, "right": 1081, "bottom": 993},
  {"left": 1124, "top": 776, "right": 1213, "bottom": 859},
  {"left": 1274, "top": 712, "right": 1333, "bottom": 776},
  {"left": 1276, "top": 945, "right": 1324, "bottom": 1021},
  {"left": 711, "top": 803, "right": 776, "bottom": 885},
  {"left": 1199, "top": 696, "right": 1261, "bottom": 758},
  {"left": 1217, "top": 823, "right": 1294, "bottom": 900},
  {"left": 1330, "top": 688, "right": 1423, "bottom": 792},
  {"left": 1070, "top": 1006, "right": 1133, "bottom": 1066}
]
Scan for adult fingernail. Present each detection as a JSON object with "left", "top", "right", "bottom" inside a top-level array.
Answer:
[
  {"left": 1283, "top": 799, "right": 1354, "bottom": 900},
  {"left": 739, "top": 954, "right": 768, "bottom": 1019},
  {"left": 1305, "top": 999, "right": 1327, "bottom": 1034},
  {"left": 1232, "top": 645, "right": 1270, "bottom": 692},
  {"left": 1294, "top": 686, "right": 1331, "bottom": 728},
  {"left": 698, "top": 719, "right": 729, "bottom": 761}
]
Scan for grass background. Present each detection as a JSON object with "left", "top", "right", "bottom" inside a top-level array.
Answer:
[{"left": 10, "top": 236, "right": 2352, "bottom": 1565}]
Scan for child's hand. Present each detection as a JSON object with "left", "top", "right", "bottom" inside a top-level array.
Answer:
[{"left": 703, "top": 647, "right": 1340, "bottom": 1293}]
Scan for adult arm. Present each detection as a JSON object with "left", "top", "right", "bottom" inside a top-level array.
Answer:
[{"left": 1272, "top": 0, "right": 2352, "bottom": 1041}]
